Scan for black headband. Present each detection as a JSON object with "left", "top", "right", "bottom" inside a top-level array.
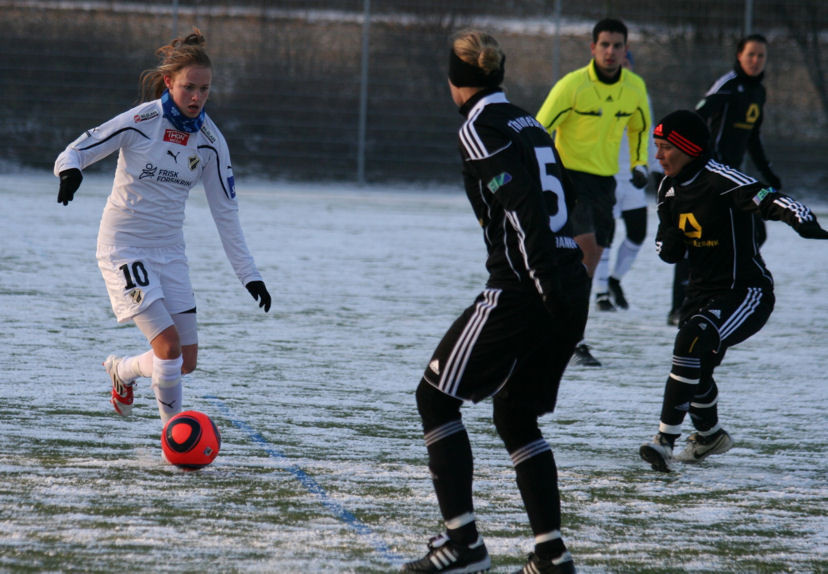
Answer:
[{"left": 448, "top": 49, "right": 504, "bottom": 88}]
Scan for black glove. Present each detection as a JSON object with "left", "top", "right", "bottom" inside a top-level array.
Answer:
[
  {"left": 245, "top": 280, "right": 271, "bottom": 312},
  {"left": 57, "top": 168, "right": 83, "bottom": 205},
  {"left": 630, "top": 165, "right": 649, "bottom": 189},
  {"left": 796, "top": 219, "right": 828, "bottom": 239},
  {"left": 656, "top": 226, "right": 687, "bottom": 262}
]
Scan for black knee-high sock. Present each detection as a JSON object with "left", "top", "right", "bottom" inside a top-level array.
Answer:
[
  {"left": 689, "top": 376, "right": 719, "bottom": 432},
  {"left": 659, "top": 375, "right": 697, "bottom": 443},
  {"left": 512, "top": 444, "right": 566, "bottom": 560},
  {"left": 424, "top": 420, "right": 477, "bottom": 545}
]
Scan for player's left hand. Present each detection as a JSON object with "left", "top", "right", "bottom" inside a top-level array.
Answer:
[
  {"left": 245, "top": 280, "right": 272, "bottom": 312},
  {"left": 630, "top": 165, "right": 649, "bottom": 189},
  {"left": 57, "top": 168, "right": 83, "bottom": 205},
  {"left": 796, "top": 219, "right": 828, "bottom": 239}
]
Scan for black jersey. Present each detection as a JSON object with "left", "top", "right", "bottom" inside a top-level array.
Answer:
[
  {"left": 696, "top": 64, "right": 773, "bottom": 179},
  {"left": 656, "top": 157, "right": 816, "bottom": 299},
  {"left": 456, "top": 89, "right": 582, "bottom": 302}
]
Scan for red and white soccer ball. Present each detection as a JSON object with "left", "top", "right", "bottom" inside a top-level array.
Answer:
[{"left": 161, "top": 410, "right": 221, "bottom": 470}]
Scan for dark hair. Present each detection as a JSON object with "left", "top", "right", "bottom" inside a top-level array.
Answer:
[
  {"left": 593, "top": 18, "right": 627, "bottom": 43},
  {"left": 737, "top": 33, "right": 767, "bottom": 55}
]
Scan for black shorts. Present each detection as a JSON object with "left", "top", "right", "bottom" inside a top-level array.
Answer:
[
  {"left": 568, "top": 170, "right": 617, "bottom": 247},
  {"left": 682, "top": 286, "right": 775, "bottom": 354},
  {"left": 422, "top": 287, "right": 584, "bottom": 415}
]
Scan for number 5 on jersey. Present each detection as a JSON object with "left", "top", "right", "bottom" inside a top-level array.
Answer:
[{"left": 535, "top": 147, "right": 568, "bottom": 232}]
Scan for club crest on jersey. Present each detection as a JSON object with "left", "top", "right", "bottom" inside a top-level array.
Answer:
[
  {"left": 134, "top": 110, "right": 159, "bottom": 123},
  {"left": 188, "top": 155, "right": 200, "bottom": 170},
  {"left": 164, "top": 129, "right": 190, "bottom": 146},
  {"left": 487, "top": 172, "right": 512, "bottom": 193},
  {"left": 128, "top": 289, "right": 144, "bottom": 304}
]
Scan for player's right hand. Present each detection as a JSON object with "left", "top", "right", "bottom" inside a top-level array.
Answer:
[
  {"left": 630, "top": 165, "right": 649, "bottom": 189},
  {"left": 796, "top": 219, "right": 828, "bottom": 239},
  {"left": 58, "top": 168, "right": 83, "bottom": 205}
]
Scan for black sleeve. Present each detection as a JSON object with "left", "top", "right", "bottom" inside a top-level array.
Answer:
[
  {"left": 695, "top": 91, "right": 725, "bottom": 123},
  {"left": 467, "top": 125, "right": 564, "bottom": 296},
  {"left": 733, "top": 184, "right": 820, "bottom": 232}
]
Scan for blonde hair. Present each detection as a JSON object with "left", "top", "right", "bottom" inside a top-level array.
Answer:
[
  {"left": 451, "top": 29, "right": 504, "bottom": 76},
  {"left": 139, "top": 27, "right": 212, "bottom": 101}
]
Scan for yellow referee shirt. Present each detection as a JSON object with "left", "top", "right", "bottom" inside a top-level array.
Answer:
[{"left": 536, "top": 60, "right": 651, "bottom": 177}]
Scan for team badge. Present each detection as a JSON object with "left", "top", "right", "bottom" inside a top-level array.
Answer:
[
  {"left": 752, "top": 187, "right": 772, "bottom": 205},
  {"left": 487, "top": 172, "right": 512, "bottom": 193},
  {"left": 129, "top": 289, "right": 144, "bottom": 304},
  {"left": 189, "top": 155, "right": 200, "bottom": 170}
]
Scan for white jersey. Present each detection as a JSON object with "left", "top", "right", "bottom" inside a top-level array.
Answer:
[{"left": 54, "top": 99, "right": 262, "bottom": 286}]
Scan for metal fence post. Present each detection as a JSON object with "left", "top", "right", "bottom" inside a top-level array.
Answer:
[
  {"left": 172, "top": 0, "right": 179, "bottom": 37},
  {"left": 357, "top": 0, "right": 371, "bottom": 185}
]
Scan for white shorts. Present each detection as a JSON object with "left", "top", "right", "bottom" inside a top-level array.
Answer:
[
  {"left": 96, "top": 243, "right": 195, "bottom": 323},
  {"left": 612, "top": 178, "right": 648, "bottom": 218}
]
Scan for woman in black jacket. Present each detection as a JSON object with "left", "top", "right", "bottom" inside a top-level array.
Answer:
[
  {"left": 640, "top": 110, "right": 827, "bottom": 473},
  {"left": 401, "top": 28, "right": 588, "bottom": 574}
]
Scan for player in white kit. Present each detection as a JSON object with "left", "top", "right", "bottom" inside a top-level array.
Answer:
[{"left": 54, "top": 28, "right": 271, "bottom": 425}]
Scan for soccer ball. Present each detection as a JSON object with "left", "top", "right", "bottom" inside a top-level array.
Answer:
[{"left": 161, "top": 410, "right": 221, "bottom": 470}]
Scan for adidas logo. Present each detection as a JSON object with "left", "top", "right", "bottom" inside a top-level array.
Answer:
[
  {"left": 429, "top": 359, "right": 440, "bottom": 375},
  {"left": 710, "top": 309, "right": 721, "bottom": 319}
]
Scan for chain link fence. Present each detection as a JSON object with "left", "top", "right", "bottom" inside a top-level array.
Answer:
[{"left": 2, "top": 1, "right": 826, "bottom": 190}]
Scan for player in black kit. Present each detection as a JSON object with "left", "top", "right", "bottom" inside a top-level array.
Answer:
[
  {"left": 669, "top": 34, "right": 778, "bottom": 325},
  {"left": 401, "top": 29, "right": 588, "bottom": 574},
  {"left": 639, "top": 110, "right": 828, "bottom": 472}
]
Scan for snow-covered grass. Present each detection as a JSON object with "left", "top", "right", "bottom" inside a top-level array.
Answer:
[{"left": 0, "top": 173, "right": 825, "bottom": 572}]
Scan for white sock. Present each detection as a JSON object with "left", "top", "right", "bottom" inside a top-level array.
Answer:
[
  {"left": 117, "top": 349, "right": 155, "bottom": 382},
  {"left": 612, "top": 238, "right": 642, "bottom": 280},
  {"left": 152, "top": 355, "right": 183, "bottom": 423}
]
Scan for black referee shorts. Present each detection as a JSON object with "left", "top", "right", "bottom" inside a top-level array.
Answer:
[
  {"left": 422, "top": 287, "right": 581, "bottom": 415},
  {"left": 567, "top": 170, "right": 617, "bottom": 247}
]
